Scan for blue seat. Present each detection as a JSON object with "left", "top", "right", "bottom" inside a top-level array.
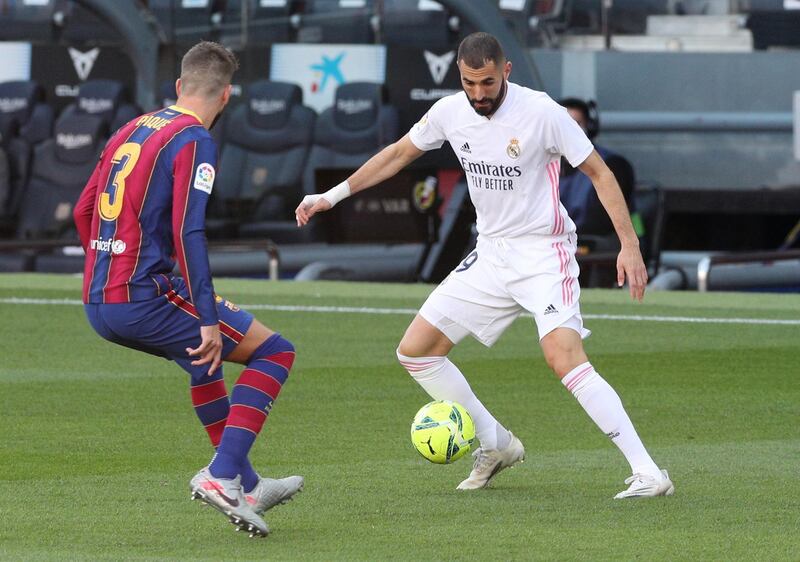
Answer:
[
  {"left": 221, "top": 0, "right": 294, "bottom": 45},
  {"left": 59, "top": 79, "right": 141, "bottom": 134},
  {"left": 0, "top": 112, "right": 105, "bottom": 273},
  {"left": 0, "top": 80, "right": 53, "bottom": 229},
  {"left": 297, "top": 0, "right": 375, "bottom": 43},
  {"left": 303, "top": 81, "right": 399, "bottom": 200},
  {"left": 380, "top": 0, "right": 458, "bottom": 48},
  {"left": 0, "top": 0, "right": 59, "bottom": 42},
  {"left": 148, "top": 0, "right": 224, "bottom": 44},
  {"left": 212, "top": 81, "right": 316, "bottom": 241},
  {"left": 16, "top": 113, "right": 107, "bottom": 240}
]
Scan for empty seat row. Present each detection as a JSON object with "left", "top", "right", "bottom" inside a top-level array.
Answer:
[
  {"left": 198, "top": 79, "right": 400, "bottom": 242},
  {"left": 0, "top": 77, "right": 399, "bottom": 272},
  {"left": 0, "top": 1, "right": 468, "bottom": 48},
  {"left": 0, "top": 79, "right": 140, "bottom": 241}
]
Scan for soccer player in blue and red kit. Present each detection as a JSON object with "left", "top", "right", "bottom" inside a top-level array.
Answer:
[{"left": 73, "top": 42, "right": 301, "bottom": 538}]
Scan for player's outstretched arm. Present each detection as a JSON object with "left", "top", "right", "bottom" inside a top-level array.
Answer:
[
  {"left": 578, "top": 150, "right": 648, "bottom": 301},
  {"left": 295, "top": 134, "right": 425, "bottom": 227}
]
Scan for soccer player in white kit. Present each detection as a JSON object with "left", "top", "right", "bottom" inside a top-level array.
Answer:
[{"left": 296, "top": 32, "right": 674, "bottom": 498}]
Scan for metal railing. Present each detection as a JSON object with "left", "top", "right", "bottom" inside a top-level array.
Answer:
[
  {"left": 696, "top": 249, "right": 800, "bottom": 292},
  {"left": 0, "top": 238, "right": 281, "bottom": 280}
]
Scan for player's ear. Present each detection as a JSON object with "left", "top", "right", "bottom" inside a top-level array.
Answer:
[
  {"left": 175, "top": 79, "right": 182, "bottom": 97},
  {"left": 504, "top": 61, "right": 512, "bottom": 80},
  {"left": 220, "top": 84, "right": 232, "bottom": 106}
]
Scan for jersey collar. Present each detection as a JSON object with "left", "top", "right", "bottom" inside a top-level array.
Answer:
[
  {"left": 168, "top": 104, "right": 204, "bottom": 124},
  {"left": 488, "top": 81, "right": 515, "bottom": 121}
]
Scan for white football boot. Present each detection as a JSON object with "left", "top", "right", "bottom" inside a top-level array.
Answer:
[
  {"left": 614, "top": 469, "right": 675, "bottom": 499},
  {"left": 245, "top": 475, "right": 305, "bottom": 515},
  {"left": 190, "top": 467, "right": 269, "bottom": 537},
  {"left": 456, "top": 433, "right": 525, "bottom": 490}
]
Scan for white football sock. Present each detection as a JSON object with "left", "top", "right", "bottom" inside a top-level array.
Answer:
[
  {"left": 562, "top": 362, "right": 661, "bottom": 479},
  {"left": 397, "top": 351, "right": 511, "bottom": 450}
]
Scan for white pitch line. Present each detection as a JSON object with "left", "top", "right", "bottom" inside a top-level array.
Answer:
[{"left": 1, "top": 297, "right": 799, "bottom": 326}]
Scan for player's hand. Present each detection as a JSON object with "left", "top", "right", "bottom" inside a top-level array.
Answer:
[
  {"left": 617, "top": 245, "right": 648, "bottom": 301},
  {"left": 295, "top": 194, "right": 332, "bottom": 227},
  {"left": 187, "top": 324, "right": 223, "bottom": 376}
]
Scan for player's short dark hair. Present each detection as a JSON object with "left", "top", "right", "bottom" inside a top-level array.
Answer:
[
  {"left": 180, "top": 41, "right": 239, "bottom": 98},
  {"left": 457, "top": 32, "right": 506, "bottom": 69}
]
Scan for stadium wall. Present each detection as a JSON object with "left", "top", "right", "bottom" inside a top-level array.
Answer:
[{"left": 536, "top": 49, "right": 800, "bottom": 190}]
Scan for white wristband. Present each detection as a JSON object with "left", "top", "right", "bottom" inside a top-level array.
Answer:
[{"left": 320, "top": 180, "right": 351, "bottom": 208}]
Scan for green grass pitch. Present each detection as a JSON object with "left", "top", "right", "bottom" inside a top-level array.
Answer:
[{"left": 1, "top": 273, "right": 798, "bottom": 561}]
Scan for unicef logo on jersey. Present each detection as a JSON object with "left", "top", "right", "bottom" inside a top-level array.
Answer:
[
  {"left": 90, "top": 237, "right": 126, "bottom": 254},
  {"left": 112, "top": 239, "right": 126, "bottom": 254}
]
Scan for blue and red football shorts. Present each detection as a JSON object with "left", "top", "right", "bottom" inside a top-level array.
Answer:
[{"left": 84, "top": 276, "right": 254, "bottom": 381}]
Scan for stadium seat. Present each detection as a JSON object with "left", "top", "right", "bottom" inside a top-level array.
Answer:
[
  {"left": 221, "top": 0, "right": 294, "bottom": 46},
  {"left": 59, "top": 79, "right": 141, "bottom": 135},
  {"left": 0, "top": 112, "right": 106, "bottom": 272},
  {"left": 0, "top": 81, "right": 53, "bottom": 232},
  {"left": 301, "top": 81, "right": 399, "bottom": 235},
  {"left": 0, "top": 0, "right": 59, "bottom": 42},
  {"left": 16, "top": 113, "right": 106, "bottom": 241},
  {"left": 212, "top": 80, "right": 315, "bottom": 241},
  {"left": 148, "top": 0, "right": 225, "bottom": 44},
  {"left": 297, "top": 0, "right": 376, "bottom": 43},
  {"left": 379, "top": 0, "right": 458, "bottom": 48}
]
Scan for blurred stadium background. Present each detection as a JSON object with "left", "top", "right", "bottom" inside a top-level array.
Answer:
[
  {"left": 1, "top": 4, "right": 799, "bottom": 559},
  {"left": 0, "top": 0, "right": 799, "bottom": 289}
]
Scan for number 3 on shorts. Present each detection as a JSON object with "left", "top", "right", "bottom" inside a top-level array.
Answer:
[{"left": 455, "top": 250, "right": 478, "bottom": 272}]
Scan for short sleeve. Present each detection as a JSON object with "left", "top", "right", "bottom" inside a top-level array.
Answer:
[
  {"left": 545, "top": 103, "right": 594, "bottom": 167},
  {"left": 408, "top": 99, "right": 448, "bottom": 152}
]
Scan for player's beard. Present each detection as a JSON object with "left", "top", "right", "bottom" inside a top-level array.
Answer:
[{"left": 466, "top": 78, "right": 507, "bottom": 117}]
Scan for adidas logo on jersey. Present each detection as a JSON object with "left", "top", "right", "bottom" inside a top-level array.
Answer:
[
  {"left": 460, "top": 142, "right": 471, "bottom": 154},
  {"left": 544, "top": 304, "right": 558, "bottom": 315}
]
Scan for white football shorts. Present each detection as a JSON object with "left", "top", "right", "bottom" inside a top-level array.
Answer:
[{"left": 419, "top": 232, "right": 591, "bottom": 346}]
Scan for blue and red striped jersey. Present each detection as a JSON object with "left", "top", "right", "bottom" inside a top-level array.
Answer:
[{"left": 74, "top": 105, "right": 219, "bottom": 326}]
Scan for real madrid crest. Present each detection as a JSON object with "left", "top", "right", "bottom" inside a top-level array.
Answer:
[{"left": 506, "top": 138, "right": 521, "bottom": 159}]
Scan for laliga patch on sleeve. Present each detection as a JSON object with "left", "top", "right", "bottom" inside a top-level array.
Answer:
[{"left": 193, "top": 163, "right": 215, "bottom": 194}]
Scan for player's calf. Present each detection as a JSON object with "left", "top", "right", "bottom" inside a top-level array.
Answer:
[{"left": 209, "top": 334, "right": 296, "bottom": 482}]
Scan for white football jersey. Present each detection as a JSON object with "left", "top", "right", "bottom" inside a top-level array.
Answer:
[{"left": 409, "top": 81, "right": 594, "bottom": 239}]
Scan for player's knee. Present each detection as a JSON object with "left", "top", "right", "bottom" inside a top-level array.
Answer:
[
  {"left": 396, "top": 340, "right": 419, "bottom": 358},
  {"left": 541, "top": 330, "right": 586, "bottom": 377},
  {"left": 397, "top": 323, "right": 453, "bottom": 358},
  {"left": 272, "top": 334, "right": 295, "bottom": 354},
  {"left": 543, "top": 351, "right": 570, "bottom": 377},
  {"left": 250, "top": 334, "right": 296, "bottom": 372},
  {"left": 396, "top": 347, "right": 446, "bottom": 378}
]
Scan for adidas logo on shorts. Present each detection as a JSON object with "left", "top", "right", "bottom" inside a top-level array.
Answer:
[
  {"left": 544, "top": 304, "right": 558, "bottom": 315},
  {"left": 460, "top": 142, "right": 471, "bottom": 153}
]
